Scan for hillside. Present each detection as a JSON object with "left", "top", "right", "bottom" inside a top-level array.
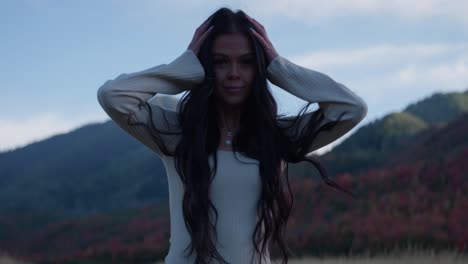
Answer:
[
  {"left": 317, "top": 89, "right": 468, "bottom": 176},
  {"left": 0, "top": 88, "right": 467, "bottom": 262},
  {"left": 0, "top": 121, "right": 168, "bottom": 219}
]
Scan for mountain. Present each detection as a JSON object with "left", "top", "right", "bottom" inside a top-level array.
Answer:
[
  {"left": 1, "top": 89, "right": 467, "bottom": 219},
  {"left": 0, "top": 88, "right": 467, "bottom": 262},
  {"left": 317, "top": 89, "right": 468, "bottom": 176},
  {"left": 0, "top": 121, "right": 168, "bottom": 219},
  {"left": 0, "top": 88, "right": 468, "bottom": 221},
  {"left": 388, "top": 112, "right": 468, "bottom": 166}
]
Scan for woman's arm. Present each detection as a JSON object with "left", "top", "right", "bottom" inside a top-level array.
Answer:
[
  {"left": 267, "top": 55, "right": 368, "bottom": 155},
  {"left": 245, "top": 14, "right": 367, "bottom": 155},
  {"left": 97, "top": 49, "right": 205, "bottom": 156}
]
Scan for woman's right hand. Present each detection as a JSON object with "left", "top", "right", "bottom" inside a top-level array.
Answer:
[{"left": 187, "top": 18, "right": 214, "bottom": 54}]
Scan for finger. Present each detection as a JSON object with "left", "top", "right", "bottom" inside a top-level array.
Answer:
[
  {"left": 196, "top": 26, "right": 213, "bottom": 48},
  {"left": 198, "top": 21, "right": 212, "bottom": 35},
  {"left": 250, "top": 28, "right": 269, "bottom": 49},
  {"left": 197, "top": 25, "right": 214, "bottom": 46},
  {"left": 249, "top": 24, "right": 268, "bottom": 39},
  {"left": 197, "top": 17, "right": 213, "bottom": 34},
  {"left": 200, "top": 18, "right": 212, "bottom": 31},
  {"left": 246, "top": 16, "right": 267, "bottom": 39}
]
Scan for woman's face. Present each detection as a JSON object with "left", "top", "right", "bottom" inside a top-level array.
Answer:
[{"left": 211, "top": 32, "right": 255, "bottom": 107}]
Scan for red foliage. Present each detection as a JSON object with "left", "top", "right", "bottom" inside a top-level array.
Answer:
[{"left": 1, "top": 147, "right": 467, "bottom": 261}]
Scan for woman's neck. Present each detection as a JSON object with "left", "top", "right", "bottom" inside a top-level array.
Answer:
[{"left": 216, "top": 104, "right": 243, "bottom": 130}]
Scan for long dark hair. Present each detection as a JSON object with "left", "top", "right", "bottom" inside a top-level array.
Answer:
[{"left": 128, "top": 7, "right": 354, "bottom": 264}]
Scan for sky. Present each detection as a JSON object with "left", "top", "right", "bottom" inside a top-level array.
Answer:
[{"left": 1, "top": 0, "right": 467, "bottom": 154}]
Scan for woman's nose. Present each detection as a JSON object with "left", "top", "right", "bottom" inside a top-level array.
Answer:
[{"left": 227, "top": 64, "right": 240, "bottom": 78}]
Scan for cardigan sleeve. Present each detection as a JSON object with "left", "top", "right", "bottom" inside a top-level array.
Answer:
[
  {"left": 97, "top": 49, "right": 205, "bottom": 156},
  {"left": 267, "top": 55, "right": 368, "bottom": 155}
]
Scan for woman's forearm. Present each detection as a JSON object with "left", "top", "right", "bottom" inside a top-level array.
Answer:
[
  {"left": 267, "top": 55, "right": 367, "bottom": 121},
  {"left": 97, "top": 49, "right": 205, "bottom": 117}
]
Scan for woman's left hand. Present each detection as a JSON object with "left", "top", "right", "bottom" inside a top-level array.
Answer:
[{"left": 246, "top": 14, "right": 279, "bottom": 66}]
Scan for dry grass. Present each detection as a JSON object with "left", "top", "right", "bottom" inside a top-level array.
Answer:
[
  {"left": 274, "top": 251, "right": 468, "bottom": 264},
  {"left": 2, "top": 251, "right": 467, "bottom": 264},
  {"left": 152, "top": 251, "right": 467, "bottom": 264},
  {"left": 0, "top": 253, "right": 32, "bottom": 264}
]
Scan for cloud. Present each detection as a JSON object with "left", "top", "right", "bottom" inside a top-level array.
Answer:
[
  {"left": 127, "top": 0, "right": 468, "bottom": 25},
  {"left": 244, "top": 0, "right": 468, "bottom": 24},
  {"left": 267, "top": 42, "right": 468, "bottom": 153},
  {"left": 286, "top": 43, "right": 468, "bottom": 94},
  {"left": 397, "top": 56, "right": 468, "bottom": 86},
  {"left": 289, "top": 43, "right": 466, "bottom": 70},
  {"left": 273, "top": 42, "right": 467, "bottom": 127},
  {"left": 0, "top": 113, "right": 108, "bottom": 153}
]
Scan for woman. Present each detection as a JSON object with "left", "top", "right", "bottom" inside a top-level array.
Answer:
[{"left": 97, "top": 7, "right": 367, "bottom": 264}]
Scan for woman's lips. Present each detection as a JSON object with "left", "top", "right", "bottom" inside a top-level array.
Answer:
[{"left": 225, "top": 86, "right": 242, "bottom": 94}]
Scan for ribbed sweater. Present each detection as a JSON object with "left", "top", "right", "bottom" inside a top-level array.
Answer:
[{"left": 97, "top": 49, "right": 367, "bottom": 263}]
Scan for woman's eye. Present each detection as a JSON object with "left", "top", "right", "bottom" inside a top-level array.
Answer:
[
  {"left": 213, "top": 59, "right": 226, "bottom": 64},
  {"left": 213, "top": 58, "right": 254, "bottom": 65}
]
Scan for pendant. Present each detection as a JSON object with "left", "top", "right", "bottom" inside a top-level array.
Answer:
[{"left": 225, "top": 131, "right": 233, "bottom": 145}]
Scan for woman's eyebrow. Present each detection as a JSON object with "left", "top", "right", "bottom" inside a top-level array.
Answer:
[
  {"left": 240, "top": 52, "right": 255, "bottom": 57},
  {"left": 212, "top": 52, "right": 254, "bottom": 57}
]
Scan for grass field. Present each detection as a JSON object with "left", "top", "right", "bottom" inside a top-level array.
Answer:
[
  {"left": 2, "top": 251, "right": 467, "bottom": 264},
  {"left": 0, "top": 254, "right": 31, "bottom": 264},
  {"left": 281, "top": 252, "right": 467, "bottom": 263},
  {"left": 154, "top": 251, "right": 468, "bottom": 264}
]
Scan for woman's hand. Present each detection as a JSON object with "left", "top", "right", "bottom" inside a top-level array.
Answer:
[
  {"left": 187, "top": 18, "right": 214, "bottom": 54},
  {"left": 246, "top": 14, "right": 279, "bottom": 66}
]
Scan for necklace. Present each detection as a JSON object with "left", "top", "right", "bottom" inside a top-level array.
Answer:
[
  {"left": 218, "top": 112, "right": 238, "bottom": 146},
  {"left": 221, "top": 127, "right": 237, "bottom": 145},
  {"left": 225, "top": 131, "right": 233, "bottom": 145}
]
